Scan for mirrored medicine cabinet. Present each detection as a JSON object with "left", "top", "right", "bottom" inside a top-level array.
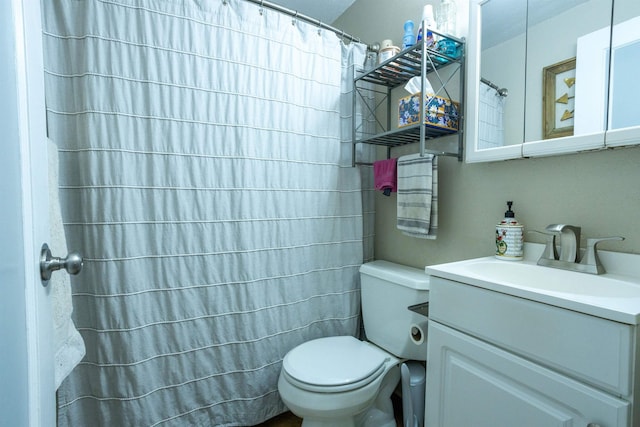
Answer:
[{"left": 465, "top": 0, "right": 640, "bottom": 163}]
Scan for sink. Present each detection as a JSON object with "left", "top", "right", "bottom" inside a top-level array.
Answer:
[
  {"left": 454, "top": 258, "right": 640, "bottom": 298},
  {"left": 425, "top": 243, "right": 640, "bottom": 324}
]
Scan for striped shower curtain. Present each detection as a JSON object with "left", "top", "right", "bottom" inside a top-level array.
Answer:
[
  {"left": 42, "top": 0, "right": 372, "bottom": 425},
  {"left": 478, "top": 80, "right": 506, "bottom": 149}
]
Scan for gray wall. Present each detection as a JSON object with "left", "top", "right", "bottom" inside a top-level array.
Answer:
[{"left": 334, "top": 0, "right": 640, "bottom": 269}]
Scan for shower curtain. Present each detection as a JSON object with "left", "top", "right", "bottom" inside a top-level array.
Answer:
[
  {"left": 42, "top": 0, "right": 372, "bottom": 425},
  {"left": 478, "top": 81, "right": 506, "bottom": 149}
]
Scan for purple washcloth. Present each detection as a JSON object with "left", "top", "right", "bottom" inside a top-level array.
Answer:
[{"left": 373, "top": 158, "right": 397, "bottom": 196}]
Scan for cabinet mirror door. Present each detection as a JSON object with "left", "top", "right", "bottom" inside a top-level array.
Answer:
[
  {"left": 522, "top": 0, "right": 612, "bottom": 157},
  {"left": 605, "top": 0, "right": 640, "bottom": 148},
  {"left": 465, "top": 0, "right": 526, "bottom": 162},
  {"left": 466, "top": 0, "right": 615, "bottom": 163}
]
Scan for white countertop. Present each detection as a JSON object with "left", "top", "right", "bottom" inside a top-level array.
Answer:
[{"left": 425, "top": 243, "right": 640, "bottom": 325}]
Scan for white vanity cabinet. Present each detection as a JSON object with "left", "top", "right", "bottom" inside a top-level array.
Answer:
[{"left": 424, "top": 276, "right": 638, "bottom": 427}]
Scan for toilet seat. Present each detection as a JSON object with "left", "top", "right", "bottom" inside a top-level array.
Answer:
[{"left": 282, "top": 336, "right": 390, "bottom": 393}]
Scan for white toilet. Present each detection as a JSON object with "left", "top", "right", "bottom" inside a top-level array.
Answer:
[{"left": 278, "top": 260, "right": 430, "bottom": 427}]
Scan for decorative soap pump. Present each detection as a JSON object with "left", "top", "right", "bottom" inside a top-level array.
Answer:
[{"left": 495, "top": 201, "right": 524, "bottom": 261}]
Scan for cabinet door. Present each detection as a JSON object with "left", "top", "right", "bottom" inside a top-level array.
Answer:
[
  {"left": 465, "top": 0, "right": 525, "bottom": 163},
  {"left": 425, "top": 321, "right": 629, "bottom": 427},
  {"left": 522, "top": 0, "right": 610, "bottom": 156},
  {"left": 605, "top": 0, "right": 640, "bottom": 148}
]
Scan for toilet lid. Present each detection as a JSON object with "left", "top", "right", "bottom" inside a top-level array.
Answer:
[{"left": 282, "top": 336, "right": 389, "bottom": 391}]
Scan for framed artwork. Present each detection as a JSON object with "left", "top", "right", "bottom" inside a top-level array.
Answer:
[{"left": 543, "top": 57, "right": 576, "bottom": 139}]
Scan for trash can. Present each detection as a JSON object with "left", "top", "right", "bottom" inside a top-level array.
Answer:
[{"left": 400, "top": 361, "right": 426, "bottom": 427}]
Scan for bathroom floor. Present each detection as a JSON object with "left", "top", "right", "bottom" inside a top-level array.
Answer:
[
  {"left": 258, "top": 394, "right": 404, "bottom": 426},
  {"left": 258, "top": 411, "right": 302, "bottom": 427}
]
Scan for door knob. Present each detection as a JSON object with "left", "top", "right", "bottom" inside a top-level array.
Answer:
[{"left": 40, "top": 243, "right": 83, "bottom": 285}]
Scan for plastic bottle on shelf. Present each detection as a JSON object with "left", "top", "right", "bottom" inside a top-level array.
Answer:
[
  {"left": 416, "top": 5, "right": 436, "bottom": 48},
  {"left": 378, "top": 39, "right": 400, "bottom": 64},
  {"left": 402, "top": 20, "right": 416, "bottom": 50},
  {"left": 436, "top": 0, "right": 457, "bottom": 37}
]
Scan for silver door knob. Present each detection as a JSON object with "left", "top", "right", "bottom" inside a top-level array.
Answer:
[{"left": 40, "top": 243, "right": 83, "bottom": 285}]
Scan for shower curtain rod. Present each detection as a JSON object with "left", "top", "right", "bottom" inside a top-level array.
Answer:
[
  {"left": 481, "top": 77, "right": 508, "bottom": 97},
  {"left": 240, "top": 0, "right": 378, "bottom": 51}
]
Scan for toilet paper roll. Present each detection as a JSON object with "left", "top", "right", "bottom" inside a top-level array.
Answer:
[{"left": 409, "top": 321, "right": 429, "bottom": 346}]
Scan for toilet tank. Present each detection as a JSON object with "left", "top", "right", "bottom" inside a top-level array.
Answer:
[{"left": 360, "top": 260, "right": 430, "bottom": 361}]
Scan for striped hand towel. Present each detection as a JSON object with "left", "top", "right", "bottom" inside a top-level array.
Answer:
[{"left": 397, "top": 153, "right": 438, "bottom": 239}]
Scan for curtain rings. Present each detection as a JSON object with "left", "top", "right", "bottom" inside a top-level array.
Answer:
[
  {"left": 292, "top": 11, "right": 298, "bottom": 26},
  {"left": 317, "top": 20, "right": 322, "bottom": 36},
  {"left": 259, "top": 0, "right": 264, "bottom": 15}
]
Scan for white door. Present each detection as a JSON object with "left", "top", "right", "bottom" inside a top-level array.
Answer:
[{"left": 0, "top": 0, "right": 55, "bottom": 426}]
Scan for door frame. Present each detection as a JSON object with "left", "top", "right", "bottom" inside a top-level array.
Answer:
[{"left": 13, "top": 0, "right": 55, "bottom": 424}]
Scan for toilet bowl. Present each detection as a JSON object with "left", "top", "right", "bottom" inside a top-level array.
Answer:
[
  {"left": 277, "top": 261, "right": 430, "bottom": 427},
  {"left": 278, "top": 336, "right": 400, "bottom": 427}
]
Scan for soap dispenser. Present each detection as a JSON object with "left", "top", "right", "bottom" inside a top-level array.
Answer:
[{"left": 495, "top": 201, "right": 524, "bottom": 260}]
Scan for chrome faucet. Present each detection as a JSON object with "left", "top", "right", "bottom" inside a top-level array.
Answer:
[
  {"left": 535, "top": 224, "right": 624, "bottom": 275},
  {"left": 579, "top": 237, "right": 626, "bottom": 274},
  {"left": 544, "top": 224, "right": 581, "bottom": 262}
]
